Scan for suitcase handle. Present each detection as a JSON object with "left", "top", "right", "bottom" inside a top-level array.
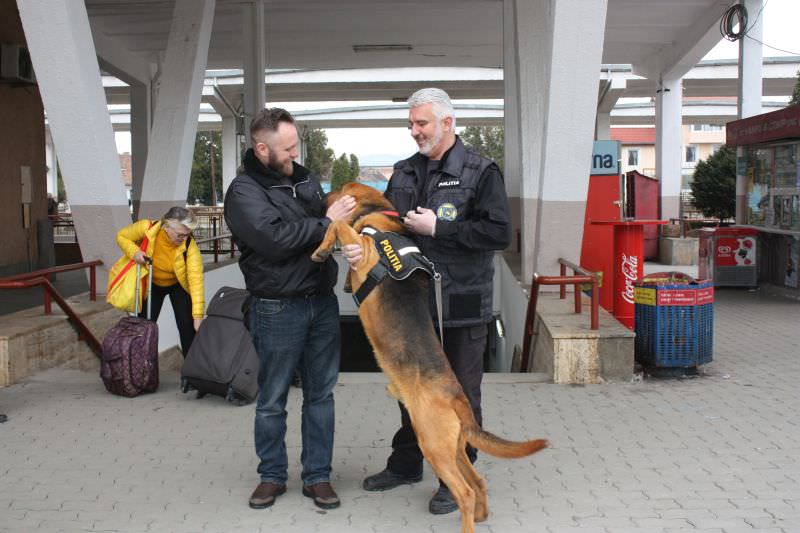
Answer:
[{"left": 134, "top": 257, "right": 154, "bottom": 319}]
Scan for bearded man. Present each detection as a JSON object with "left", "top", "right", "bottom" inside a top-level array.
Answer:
[
  {"left": 225, "top": 107, "right": 355, "bottom": 511},
  {"left": 342, "top": 88, "right": 512, "bottom": 514}
]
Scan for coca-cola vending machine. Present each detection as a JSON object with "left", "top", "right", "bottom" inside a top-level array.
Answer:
[{"left": 698, "top": 227, "right": 758, "bottom": 287}]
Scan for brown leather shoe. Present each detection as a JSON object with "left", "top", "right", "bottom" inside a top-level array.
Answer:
[
  {"left": 249, "top": 482, "right": 286, "bottom": 509},
  {"left": 302, "top": 481, "right": 340, "bottom": 509}
]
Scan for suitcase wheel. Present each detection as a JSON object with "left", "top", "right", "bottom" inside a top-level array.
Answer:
[
  {"left": 181, "top": 378, "right": 191, "bottom": 394},
  {"left": 196, "top": 390, "right": 207, "bottom": 399}
]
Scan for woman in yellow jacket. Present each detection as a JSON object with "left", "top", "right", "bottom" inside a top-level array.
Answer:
[{"left": 115, "top": 206, "right": 204, "bottom": 356}]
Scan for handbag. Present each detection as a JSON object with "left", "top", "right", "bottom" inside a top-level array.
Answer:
[{"left": 106, "top": 222, "right": 154, "bottom": 313}]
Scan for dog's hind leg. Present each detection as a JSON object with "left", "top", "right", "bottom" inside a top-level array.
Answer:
[
  {"left": 456, "top": 442, "right": 488, "bottom": 522},
  {"left": 414, "top": 404, "right": 476, "bottom": 533}
]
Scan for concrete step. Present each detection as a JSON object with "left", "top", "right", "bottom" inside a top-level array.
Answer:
[
  {"left": 0, "top": 292, "right": 181, "bottom": 387},
  {"left": 529, "top": 293, "right": 634, "bottom": 384}
]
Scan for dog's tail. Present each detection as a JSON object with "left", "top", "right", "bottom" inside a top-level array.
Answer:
[{"left": 453, "top": 394, "right": 548, "bottom": 458}]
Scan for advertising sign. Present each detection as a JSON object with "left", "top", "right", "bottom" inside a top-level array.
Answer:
[
  {"left": 591, "top": 140, "right": 620, "bottom": 175},
  {"left": 715, "top": 236, "right": 756, "bottom": 267}
]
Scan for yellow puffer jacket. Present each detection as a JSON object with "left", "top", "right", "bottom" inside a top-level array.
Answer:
[{"left": 113, "top": 219, "right": 205, "bottom": 318}]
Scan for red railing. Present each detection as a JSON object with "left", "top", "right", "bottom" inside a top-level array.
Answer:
[
  {"left": 194, "top": 233, "right": 237, "bottom": 263},
  {"left": 0, "top": 260, "right": 102, "bottom": 315},
  {"left": 519, "top": 259, "right": 599, "bottom": 373},
  {"left": 0, "top": 262, "right": 104, "bottom": 358}
]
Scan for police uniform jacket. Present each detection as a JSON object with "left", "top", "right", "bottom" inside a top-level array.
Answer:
[
  {"left": 224, "top": 149, "right": 337, "bottom": 299},
  {"left": 385, "top": 136, "right": 511, "bottom": 327}
]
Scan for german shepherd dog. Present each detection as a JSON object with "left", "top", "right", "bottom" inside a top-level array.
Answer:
[{"left": 311, "top": 182, "right": 547, "bottom": 533}]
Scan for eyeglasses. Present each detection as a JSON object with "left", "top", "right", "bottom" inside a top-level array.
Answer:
[{"left": 167, "top": 226, "right": 192, "bottom": 239}]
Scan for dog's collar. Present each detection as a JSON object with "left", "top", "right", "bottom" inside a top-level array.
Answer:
[{"left": 378, "top": 209, "right": 400, "bottom": 218}]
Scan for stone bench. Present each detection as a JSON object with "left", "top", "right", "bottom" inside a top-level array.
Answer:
[{"left": 529, "top": 293, "right": 634, "bottom": 384}]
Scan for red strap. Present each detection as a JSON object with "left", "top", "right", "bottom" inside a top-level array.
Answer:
[{"left": 109, "top": 221, "right": 154, "bottom": 292}]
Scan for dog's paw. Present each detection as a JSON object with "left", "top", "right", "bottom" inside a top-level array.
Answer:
[{"left": 311, "top": 248, "right": 329, "bottom": 262}]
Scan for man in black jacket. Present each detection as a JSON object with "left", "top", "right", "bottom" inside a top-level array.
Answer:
[
  {"left": 343, "top": 88, "right": 511, "bottom": 514},
  {"left": 225, "top": 108, "right": 354, "bottom": 511}
]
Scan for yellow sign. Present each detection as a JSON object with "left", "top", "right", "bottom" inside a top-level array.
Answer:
[{"left": 634, "top": 287, "right": 656, "bottom": 306}]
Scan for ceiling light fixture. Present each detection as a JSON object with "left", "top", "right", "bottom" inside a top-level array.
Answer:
[{"left": 352, "top": 44, "right": 413, "bottom": 53}]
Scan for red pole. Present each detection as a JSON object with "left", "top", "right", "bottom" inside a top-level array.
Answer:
[
  {"left": 590, "top": 278, "right": 599, "bottom": 330},
  {"left": 559, "top": 263, "right": 566, "bottom": 299},
  {"left": 44, "top": 273, "right": 52, "bottom": 315},
  {"left": 574, "top": 283, "right": 581, "bottom": 314},
  {"left": 90, "top": 265, "right": 97, "bottom": 301}
]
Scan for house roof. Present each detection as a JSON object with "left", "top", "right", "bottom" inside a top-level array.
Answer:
[{"left": 610, "top": 127, "right": 656, "bottom": 145}]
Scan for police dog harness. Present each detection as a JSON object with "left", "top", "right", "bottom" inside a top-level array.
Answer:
[{"left": 353, "top": 227, "right": 444, "bottom": 343}]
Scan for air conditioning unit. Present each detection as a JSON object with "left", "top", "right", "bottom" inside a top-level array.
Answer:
[{"left": 0, "top": 42, "right": 36, "bottom": 84}]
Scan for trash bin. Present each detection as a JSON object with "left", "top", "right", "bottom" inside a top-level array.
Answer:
[{"left": 634, "top": 272, "right": 714, "bottom": 375}]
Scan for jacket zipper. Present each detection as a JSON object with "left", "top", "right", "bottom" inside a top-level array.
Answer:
[{"left": 270, "top": 177, "right": 311, "bottom": 198}]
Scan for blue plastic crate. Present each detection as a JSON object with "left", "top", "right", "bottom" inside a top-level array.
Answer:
[{"left": 634, "top": 281, "right": 714, "bottom": 369}]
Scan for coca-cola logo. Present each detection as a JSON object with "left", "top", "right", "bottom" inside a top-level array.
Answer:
[{"left": 621, "top": 253, "right": 639, "bottom": 304}]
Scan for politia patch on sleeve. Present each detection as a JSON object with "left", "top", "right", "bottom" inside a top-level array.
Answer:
[{"left": 436, "top": 203, "right": 458, "bottom": 221}]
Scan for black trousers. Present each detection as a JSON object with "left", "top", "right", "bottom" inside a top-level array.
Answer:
[
  {"left": 141, "top": 282, "right": 196, "bottom": 356},
  {"left": 386, "top": 323, "right": 488, "bottom": 477}
]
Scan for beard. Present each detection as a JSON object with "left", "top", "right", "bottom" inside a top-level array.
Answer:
[
  {"left": 416, "top": 123, "right": 444, "bottom": 157},
  {"left": 267, "top": 150, "right": 293, "bottom": 176}
]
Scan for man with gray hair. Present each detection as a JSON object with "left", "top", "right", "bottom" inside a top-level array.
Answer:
[{"left": 343, "top": 87, "right": 511, "bottom": 514}]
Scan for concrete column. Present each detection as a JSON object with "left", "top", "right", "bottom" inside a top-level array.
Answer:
[
  {"left": 503, "top": 0, "right": 522, "bottom": 254},
  {"left": 655, "top": 78, "right": 683, "bottom": 220},
  {"left": 242, "top": 0, "right": 266, "bottom": 148},
  {"left": 44, "top": 128, "right": 58, "bottom": 197},
  {"left": 738, "top": 0, "right": 763, "bottom": 120},
  {"left": 596, "top": 77, "right": 625, "bottom": 140},
  {"left": 18, "top": 0, "right": 130, "bottom": 282},
  {"left": 138, "top": 0, "right": 215, "bottom": 220},
  {"left": 129, "top": 82, "right": 151, "bottom": 218},
  {"left": 513, "top": 0, "right": 608, "bottom": 283},
  {"left": 595, "top": 113, "right": 611, "bottom": 140},
  {"left": 221, "top": 116, "right": 239, "bottom": 197},
  {"left": 736, "top": 0, "right": 763, "bottom": 223}
]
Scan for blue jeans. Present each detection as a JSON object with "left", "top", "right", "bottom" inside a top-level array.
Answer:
[{"left": 249, "top": 293, "right": 341, "bottom": 486}]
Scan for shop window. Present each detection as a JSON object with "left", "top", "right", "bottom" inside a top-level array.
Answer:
[
  {"left": 627, "top": 148, "right": 639, "bottom": 166},
  {"left": 691, "top": 124, "right": 724, "bottom": 132}
]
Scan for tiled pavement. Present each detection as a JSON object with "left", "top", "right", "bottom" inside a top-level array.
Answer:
[{"left": 1, "top": 288, "right": 799, "bottom": 533}]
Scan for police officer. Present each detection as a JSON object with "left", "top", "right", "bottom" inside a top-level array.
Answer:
[{"left": 343, "top": 87, "right": 511, "bottom": 514}]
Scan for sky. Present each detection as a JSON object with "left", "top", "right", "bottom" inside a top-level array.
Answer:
[{"left": 114, "top": 0, "right": 799, "bottom": 166}]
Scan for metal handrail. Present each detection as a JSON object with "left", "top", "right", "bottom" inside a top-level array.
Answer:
[
  {"left": 0, "top": 260, "right": 102, "bottom": 315},
  {"left": 0, "top": 276, "right": 102, "bottom": 359},
  {"left": 193, "top": 232, "right": 237, "bottom": 263},
  {"left": 519, "top": 259, "right": 600, "bottom": 373}
]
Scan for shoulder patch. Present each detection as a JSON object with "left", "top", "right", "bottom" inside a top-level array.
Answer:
[{"left": 436, "top": 203, "right": 458, "bottom": 221}]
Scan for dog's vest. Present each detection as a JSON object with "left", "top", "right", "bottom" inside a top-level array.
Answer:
[{"left": 353, "top": 227, "right": 437, "bottom": 307}]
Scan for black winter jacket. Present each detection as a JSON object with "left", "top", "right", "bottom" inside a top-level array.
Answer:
[
  {"left": 386, "top": 136, "right": 511, "bottom": 326},
  {"left": 224, "top": 149, "right": 336, "bottom": 299}
]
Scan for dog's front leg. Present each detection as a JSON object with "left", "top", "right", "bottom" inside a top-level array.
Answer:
[{"left": 311, "top": 220, "right": 346, "bottom": 262}]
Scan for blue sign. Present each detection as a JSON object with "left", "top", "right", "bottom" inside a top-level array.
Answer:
[{"left": 591, "top": 140, "right": 620, "bottom": 175}]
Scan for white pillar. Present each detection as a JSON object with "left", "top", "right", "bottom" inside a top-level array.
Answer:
[
  {"left": 503, "top": 0, "right": 522, "bottom": 255},
  {"left": 138, "top": 0, "right": 215, "bottom": 220},
  {"left": 595, "top": 113, "right": 611, "bottom": 140},
  {"left": 514, "top": 0, "right": 608, "bottom": 283},
  {"left": 655, "top": 78, "right": 683, "bottom": 220},
  {"left": 736, "top": 0, "right": 763, "bottom": 223},
  {"left": 18, "top": 0, "right": 130, "bottom": 282},
  {"left": 242, "top": 0, "right": 266, "bottom": 148},
  {"left": 129, "top": 82, "right": 151, "bottom": 217},
  {"left": 221, "top": 116, "right": 239, "bottom": 196},
  {"left": 738, "top": 0, "right": 763, "bottom": 119},
  {"left": 45, "top": 127, "right": 58, "bottom": 197}
]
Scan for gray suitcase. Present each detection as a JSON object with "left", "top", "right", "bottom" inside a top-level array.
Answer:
[{"left": 180, "top": 286, "right": 259, "bottom": 405}]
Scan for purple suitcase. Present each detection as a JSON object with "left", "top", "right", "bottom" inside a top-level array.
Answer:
[{"left": 101, "top": 260, "right": 159, "bottom": 397}]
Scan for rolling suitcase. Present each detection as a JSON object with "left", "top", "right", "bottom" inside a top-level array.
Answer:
[
  {"left": 180, "top": 286, "right": 259, "bottom": 405},
  {"left": 100, "top": 260, "right": 159, "bottom": 397}
]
